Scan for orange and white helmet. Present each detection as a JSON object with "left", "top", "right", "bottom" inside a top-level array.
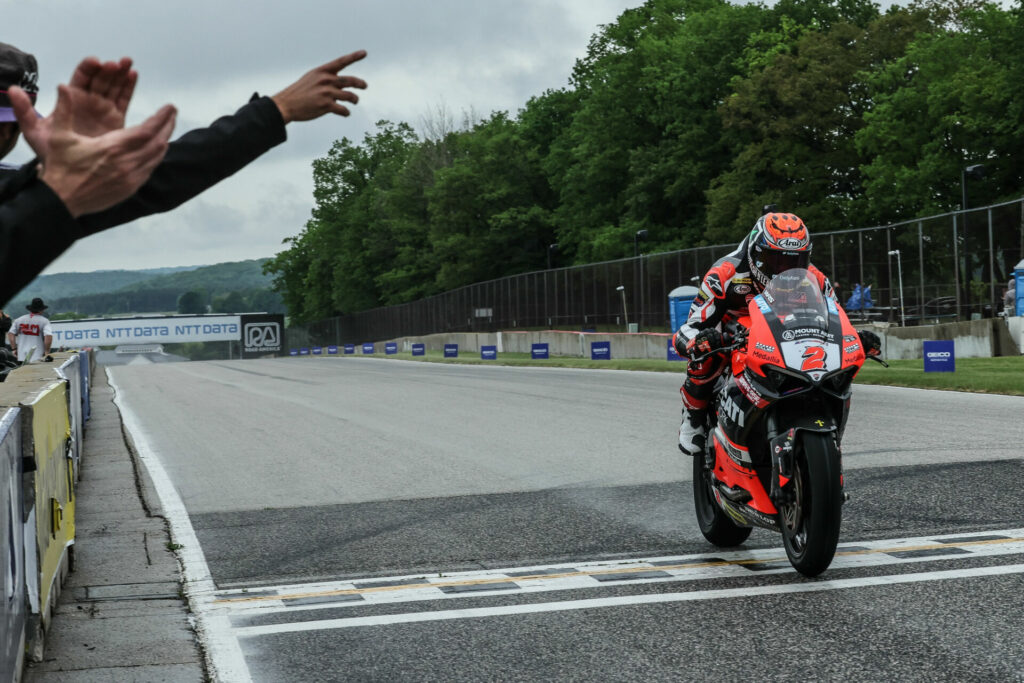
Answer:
[{"left": 747, "top": 212, "right": 812, "bottom": 291}]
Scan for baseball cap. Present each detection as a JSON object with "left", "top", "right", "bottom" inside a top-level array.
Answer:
[{"left": 0, "top": 42, "right": 40, "bottom": 123}]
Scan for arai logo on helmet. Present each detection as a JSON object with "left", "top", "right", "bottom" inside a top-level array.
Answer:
[{"left": 776, "top": 237, "right": 806, "bottom": 249}]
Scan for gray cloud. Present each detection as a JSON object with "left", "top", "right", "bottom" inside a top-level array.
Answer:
[{"left": 3, "top": 0, "right": 635, "bottom": 272}]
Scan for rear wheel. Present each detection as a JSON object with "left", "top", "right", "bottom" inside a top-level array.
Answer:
[
  {"left": 779, "top": 431, "right": 843, "bottom": 577},
  {"left": 692, "top": 448, "right": 752, "bottom": 547}
]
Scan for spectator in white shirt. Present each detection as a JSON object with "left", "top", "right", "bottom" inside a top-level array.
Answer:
[{"left": 8, "top": 297, "right": 53, "bottom": 362}]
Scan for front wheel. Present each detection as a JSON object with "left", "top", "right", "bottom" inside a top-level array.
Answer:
[
  {"left": 779, "top": 431, "right": 843, "bottom": 577},
  {"left": 692, "top": 449, "right": 752, "bottom": 547}
]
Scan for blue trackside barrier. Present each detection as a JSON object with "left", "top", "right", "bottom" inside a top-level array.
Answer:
[
  {"left": 299, "top": 348, "right": 310, "bottom": 356},
  {"left": 590, "top": 341, "right": 611, "bottom": 360},
  {"left": 328, "top": 345, "right": 338, "bottom": 354},
  {"left": 444, "top": 344, "right": 458, "bottom": 358},
  {"left": 385, "top": 343, "right": 398, "bottom": 355},
  {"left": 362, "top": 343, "right": 374, "bottom": 354},
  {"left": 667, "top": 337, "right": 684, "bottom": 362},
  {"left": 923, "top": 340, "right": 955, "bottom": 372},
  {"left": 312, "top": 346, "right": 323, "bottom": 355},
  {"left": 531, "top": 343, "right": 549, "bottom": 359},
  {"left": 344, "top": 344, "right": 355, "bottom": 354},
  {"left": 78, "top": 350, "right": 91, "bottom": 422},
  {"left": 481, "top": 345, "right": 497, "bottom": 360},
  {"left": 289, "top": 349, "right": 299, "bottom": 356},
  {"left": 412, "top": 343, "right": 425, "bottom": 356}
]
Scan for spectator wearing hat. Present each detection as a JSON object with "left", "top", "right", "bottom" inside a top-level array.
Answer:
[
  {"left": 0, "top": 40, "right": 367, "bottom": 305},
  {"left": 8, "top": 297, "right": 52, "bottom": 362}
]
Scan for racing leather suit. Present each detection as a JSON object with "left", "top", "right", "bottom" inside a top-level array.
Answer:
[{"left": 671, "top": 236, "right": 837, "bottom": 415}]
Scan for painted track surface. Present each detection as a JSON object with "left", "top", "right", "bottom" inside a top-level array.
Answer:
[{"left": 109, "top": 357, "right": 1024, "bottom": 681}]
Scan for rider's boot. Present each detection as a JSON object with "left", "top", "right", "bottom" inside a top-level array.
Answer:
[{"left": 677, "top": 408, "right": 707, "bottom": 457}]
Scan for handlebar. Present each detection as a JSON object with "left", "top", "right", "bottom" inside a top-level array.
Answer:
[
  {"left": 686, "top": 334, "right": 747, "bottom": 364},
  {"left": 866, "top": 354, "right": 889, "bottom": 368}
]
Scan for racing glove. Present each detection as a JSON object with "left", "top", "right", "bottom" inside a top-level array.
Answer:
[
  {"left": 685, "top": 328, "right": 732, "bottom": 358},
  {"left": 859, "top": 330, "right": 881, "bottom": 357}
]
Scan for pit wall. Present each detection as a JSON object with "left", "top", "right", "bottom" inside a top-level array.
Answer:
[
  {"left": 0, "top": 351, "right": 92, "bottom": 679},
  {"left": 382, "top": 319, "right": 1021, "bottom": 361}
]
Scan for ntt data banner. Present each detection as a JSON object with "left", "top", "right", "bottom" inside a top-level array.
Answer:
[{"left": 52, "top": 315, "right": 241, "bottom": 345}]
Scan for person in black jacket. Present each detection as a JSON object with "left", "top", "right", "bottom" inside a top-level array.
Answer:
[{"left": 0, "top": 42, "right": 367, "bottom": 304}]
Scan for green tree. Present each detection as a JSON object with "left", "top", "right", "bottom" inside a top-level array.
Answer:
[
  {"left": 856, "top": 3, "right": 1022, "bottom": 221},
  {"left": 212, "top": 291, "right": 246, "bottom": 313},
  {"left": 177, "top": 290, "right": 206, "bottom": 315}
]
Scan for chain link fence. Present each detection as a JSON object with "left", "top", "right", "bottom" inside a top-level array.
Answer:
[{"left": 288, "top": 198, "right": 1024, "bottom": 348}]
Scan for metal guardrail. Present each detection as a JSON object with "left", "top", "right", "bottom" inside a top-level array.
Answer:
[{"left": 288, "top": 198, "right": 1024, "bottom": 347}]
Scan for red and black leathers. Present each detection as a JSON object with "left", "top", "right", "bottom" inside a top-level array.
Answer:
[{"left": 672, "top": 236, "right": 837, "bottom": 412}]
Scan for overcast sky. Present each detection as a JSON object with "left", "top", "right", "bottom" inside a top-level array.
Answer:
[{"left": 2, "top": 0, "right": 639, "bottom": 274}]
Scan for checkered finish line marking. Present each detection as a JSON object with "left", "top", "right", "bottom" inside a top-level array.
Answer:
[{"left": 212, "top": 529, "right": 1024, "bottom": 620}]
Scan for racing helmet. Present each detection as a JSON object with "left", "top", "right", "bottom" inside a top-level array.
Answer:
[{"left": 747, "top": 212, "right": 812, "bottom": 291}]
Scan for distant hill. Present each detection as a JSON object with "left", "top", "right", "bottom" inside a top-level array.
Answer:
[
  {"left": 4, "top": 259, "right": 282, "bottom": 316},
  {"left": 6, "top": 266, "right": 198, "bottom": 308},
  {"left": 119, "top": 259, "right": 273, "bottom": 294}
]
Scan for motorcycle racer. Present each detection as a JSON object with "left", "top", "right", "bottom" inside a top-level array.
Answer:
[{"left": 672, "top": 212, "right": 880, "bottom": 455}]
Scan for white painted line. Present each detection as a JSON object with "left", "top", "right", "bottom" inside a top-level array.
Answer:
[
  {"left": 108, "top": 371, "right": 251, "bottom": 683},
  {"left": 213, "top": 529, "right": 1024, "bottom": 617},
  {"left": 233, "top": 562, "right": 1024, "bottom": 637}
]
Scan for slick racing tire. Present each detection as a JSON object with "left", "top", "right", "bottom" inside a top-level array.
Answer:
[
  {"left": 693, "top": 451, "right": 752, "bottom": 547},
  {"left": 779, "top": 431, "right": 843, "bottom": 577}
]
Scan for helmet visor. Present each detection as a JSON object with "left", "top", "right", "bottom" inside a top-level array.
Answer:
[{"left": 753, "top": 245, "right": 810, "bottom": 281}]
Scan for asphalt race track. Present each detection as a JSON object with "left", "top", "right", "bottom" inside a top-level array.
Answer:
[{"left": 109, "top": 357, "right": 1024, "bottom": 682}]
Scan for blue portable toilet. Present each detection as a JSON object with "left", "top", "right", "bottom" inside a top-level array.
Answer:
[
  {"left": 1014, "top": 259, "right": 1024, "bottom": 316},
  {"left": 669, "top": 286, "right": 700, "bottom": 332}
]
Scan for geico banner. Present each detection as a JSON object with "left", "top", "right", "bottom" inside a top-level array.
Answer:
[
  {"left": 240, "top": 314, "right": 285, "bottom": 359},
  {"left": 51, "top": 315, "right": 241, "bottom": 345}
]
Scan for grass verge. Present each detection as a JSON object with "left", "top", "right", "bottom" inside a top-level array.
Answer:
[{"left": 343, "top": 351, "right": 1024, "bottom": 396}]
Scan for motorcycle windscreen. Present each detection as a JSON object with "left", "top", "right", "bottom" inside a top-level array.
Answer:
[{"left": 756, "top": 268, "right": 842, "bottom": 381}]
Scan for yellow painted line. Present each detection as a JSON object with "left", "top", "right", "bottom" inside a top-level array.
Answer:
[{"left": 213, "top": 536, "right": 1024, "bottom": 606}]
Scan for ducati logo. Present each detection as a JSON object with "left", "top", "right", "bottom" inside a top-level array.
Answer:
[{"left": 721, "top": 395, "right": 745, "bottom": 428}]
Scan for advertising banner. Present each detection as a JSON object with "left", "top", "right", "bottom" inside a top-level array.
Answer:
[
  {"left": 25, "top": 382, "right": 74, "bottom": 631},
  {"left": 0, "top": 408, "right": 25, "bottom": 680},
  {"left": 923, "top": 340, "right": 955, "bottom": 372},
  {"left": 344, "top": 344, "right": 355, "bottom": 354},
  {"left": 57, "top": 355, "right": 84, "bottom": 482},
  {"left": 52, "top": 315, "right": 240, "bottom": 346},
  {"left": 667, "top": 337, "right": 684, "bottom": 362},
  {"left": 240, "top": 314, "right": 285, "bottom": 359},
  {"left": 328, "top": 345, "right": 338, "bottom": 355},
  {"left": 289, "top": 349, "right": 298, "bottom": 356},
  {"left": 444, "top": 344, "right": 459, "bottom": 358},
  {"left": 362, "top": 343, "right": 375, "bottom": 354},
  {"left": 590, "top": 341, "right": 611, "bottom": 360},
  {"left": 78, "top": 350, "right": 91, "bottom": 423},
  {"left": 531, "top": 343, "right": 549, "bottom": 360},
  {"left": 299, "top": 348, "right": 310, "bottom": 356},
  {"left": 312, "top": 347, "right": 322, "bottom": 355},
  {"left": 412, "top": 343, "right": 425, "bottom": 356},
  {"left": 481, "top": 345, "right": 497, "bottom": 360},
  {"left": 385, "top": 343, "right": 398, "bottom": 355}
]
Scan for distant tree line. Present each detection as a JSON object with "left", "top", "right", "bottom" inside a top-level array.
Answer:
[
  {"left": 265, "top": 0, "right": 1024, "bottom": 323},
  {"left": 46, "top": 287, "right": 284, "bottom": 317}
]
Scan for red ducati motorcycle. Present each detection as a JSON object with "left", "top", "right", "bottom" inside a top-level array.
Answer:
[{"left": 691, "top": 268, "right": 886, "bottom": 576}]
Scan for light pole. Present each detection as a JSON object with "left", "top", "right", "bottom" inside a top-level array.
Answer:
[
  {"left": 888, "top": 249, "right": 905, "bottom": 327},
  {"left": 616, "top": 285, "right": 628, "bottom": 329},
  {"left": 547, "top": 243, "right": 559, "bottom": 270},
  {"left": 960, "top": 164, "right": 987, "bottom": 317},
  {"left": 634, "top": 229, "right": 648, "bottom": 258}
]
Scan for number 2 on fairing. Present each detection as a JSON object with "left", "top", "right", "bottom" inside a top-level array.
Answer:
[{"left": 801, "top": 346, "right": 826, "bottom": 371}]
